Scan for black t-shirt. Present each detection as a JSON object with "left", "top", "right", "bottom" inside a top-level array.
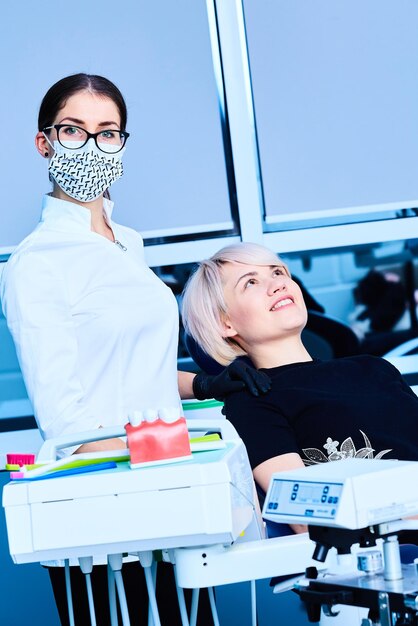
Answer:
[{"left": 224, "top": 355, "right": 418, "bottom": 470}]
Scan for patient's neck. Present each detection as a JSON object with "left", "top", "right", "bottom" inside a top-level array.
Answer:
[{"left": 248, "top": 335, "right": 312, "bottom": 370}]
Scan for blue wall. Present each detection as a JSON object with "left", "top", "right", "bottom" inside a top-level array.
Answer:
[{"left": 0, "top": 472, "right": 61, "bottom": 625}]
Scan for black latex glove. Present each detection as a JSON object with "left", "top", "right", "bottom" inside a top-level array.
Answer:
[{"left": 192, "top": 359, "right": 271, "bottom": 401}]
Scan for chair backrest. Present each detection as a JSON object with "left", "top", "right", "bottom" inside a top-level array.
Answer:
[
  {"left": 302, "top": 310, "right": 361, "bottom": 359},
  {"left": 184, "top": 332, "right": 224, "bottom": 375}
]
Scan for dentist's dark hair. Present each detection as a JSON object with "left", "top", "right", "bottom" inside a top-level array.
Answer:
[{"left": 38, "top": 73, "right": 128, "bottom": 132}]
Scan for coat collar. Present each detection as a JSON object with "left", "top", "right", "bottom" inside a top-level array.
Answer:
[{"left": 40, "top": 194, "right": 114, "bottom": 231}]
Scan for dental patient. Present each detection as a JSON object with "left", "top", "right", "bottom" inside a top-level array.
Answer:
[{"left": 182, "top": 243, "right": 418, "bottom": 534}]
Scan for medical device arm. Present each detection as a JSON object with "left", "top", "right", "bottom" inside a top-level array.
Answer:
[
  {"left": 173, "top": 533, "right": 319, "bottom": 589},
  {"left": 262, "top": 459, "right": 418, "bottom": 626}
]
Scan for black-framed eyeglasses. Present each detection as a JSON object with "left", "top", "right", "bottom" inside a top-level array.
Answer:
[{"left": 42, "top": 124, "right": 130, "bottom": 154}]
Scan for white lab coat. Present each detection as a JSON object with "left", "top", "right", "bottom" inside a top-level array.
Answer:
[{"left": 1, "top": 194, "right": 180, "bottom": 452}]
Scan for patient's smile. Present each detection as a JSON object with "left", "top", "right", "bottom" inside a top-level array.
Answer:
[{"left": 270, "top": 297, "right": 294, "bottom": 311}]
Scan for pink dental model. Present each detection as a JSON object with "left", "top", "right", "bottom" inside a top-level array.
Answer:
[{"left": 125, "top": 407, "right": 192, "bottom": 468}]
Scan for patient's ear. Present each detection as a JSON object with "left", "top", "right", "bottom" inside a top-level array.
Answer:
[{"left": 221, "top": 316, "right": 238, "bottom": 339}]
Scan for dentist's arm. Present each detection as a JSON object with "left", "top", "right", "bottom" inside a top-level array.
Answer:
[{"left": 178, "top": 360, "right": 271, "bottom": 400}]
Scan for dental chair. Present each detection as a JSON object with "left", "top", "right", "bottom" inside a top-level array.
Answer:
[
  {"left": 384, "top": 339, "right": 418, "bottom": 395},
  {"left": 301, "top": 310, "right": 360, "bottom": 360}
]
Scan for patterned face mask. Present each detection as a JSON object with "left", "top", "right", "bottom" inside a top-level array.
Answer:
[{"left": 47, "top": 139, "right": 125, "bottom": 203}]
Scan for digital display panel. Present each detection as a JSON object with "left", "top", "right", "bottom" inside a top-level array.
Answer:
[{"left": 264, "top": 479, "right": 343, "bottom": 521}]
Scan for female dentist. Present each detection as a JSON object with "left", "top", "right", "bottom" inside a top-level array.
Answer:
[
  {"left": 2, "top": 73, "right": 267, "bottom": 456},
  {"left": 1, "top": 73, "right": 268, "bottom": 625}
]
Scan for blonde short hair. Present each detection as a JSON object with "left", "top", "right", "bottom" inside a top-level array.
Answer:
[{"left": 181, "top": 242, "right": 288, "bottom": 366}]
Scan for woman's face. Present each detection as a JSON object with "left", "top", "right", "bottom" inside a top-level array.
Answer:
[
  {"left": 220, "top": 262, "right": 308, "bottom": 350},
  {"left": 36, "top": 90, "right": 121, "bottom": 158}
]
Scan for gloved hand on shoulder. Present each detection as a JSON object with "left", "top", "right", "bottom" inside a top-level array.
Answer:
[{"left": 192, "top": 359, "right": 271, "bottom": 402}]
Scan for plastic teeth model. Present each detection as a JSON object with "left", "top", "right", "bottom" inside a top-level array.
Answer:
[{"left": 125, "top": 407, "right": 192, "bottom": 468}]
